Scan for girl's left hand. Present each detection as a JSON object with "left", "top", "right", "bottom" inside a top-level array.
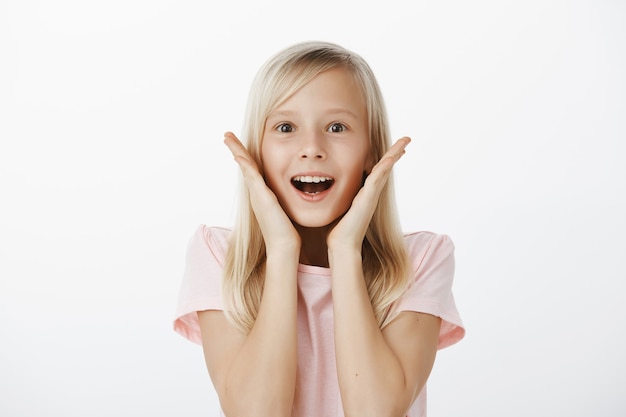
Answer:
[{"left": 327, "top": 137, "right": 411, "bottom": 252}]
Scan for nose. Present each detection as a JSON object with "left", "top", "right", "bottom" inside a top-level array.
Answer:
[{"left": 299, "top": 130, "right": 326, "bottom": 160}]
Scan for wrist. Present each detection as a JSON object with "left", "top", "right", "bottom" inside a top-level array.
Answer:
[
  {"left": 266, "top": 243, "right": 301, "bottom": 263},
  {"left": 266, "top": 233, "right": 301, "bottom": 256},
  {"left": 328, "top": 245, "right": 362, "bottom": 267}
]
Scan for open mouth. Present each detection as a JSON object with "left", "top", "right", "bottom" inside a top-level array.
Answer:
[{"left": 291, "top": 175, "right": 334, "bottom": 195}]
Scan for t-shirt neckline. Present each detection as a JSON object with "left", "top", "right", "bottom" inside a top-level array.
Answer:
[{"left": 298, "top": 263, "right": 331, "bottom": 276}]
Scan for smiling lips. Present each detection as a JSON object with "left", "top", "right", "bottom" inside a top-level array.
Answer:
[{"left": 291, "top": 175, "right": 334, "bottom": 195}]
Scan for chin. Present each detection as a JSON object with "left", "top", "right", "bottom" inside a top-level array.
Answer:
[
  {"left": 293, "top": 219, "right": 334, "bottom": 229},
  {"left": 290, "top": 213, "right": 339, "bottom": 229}
]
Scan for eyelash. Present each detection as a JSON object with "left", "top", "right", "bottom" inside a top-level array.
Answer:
[
  {"left": 274, "top": 122, "right": 348, "bottom": 133},
  {"left": 276, "top": 123, "right": 294, "bottom": 133},
  {"left": 327, "top": 123, "right": 347, "bottom": 133}
]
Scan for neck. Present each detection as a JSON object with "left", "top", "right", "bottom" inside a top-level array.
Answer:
[{"left": 294, "top": 223, "right": 333, "bottom": 267}]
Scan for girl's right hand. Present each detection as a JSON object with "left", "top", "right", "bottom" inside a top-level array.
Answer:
[{"left": 223, "top": 132, "right": 301, "bottom": 254}]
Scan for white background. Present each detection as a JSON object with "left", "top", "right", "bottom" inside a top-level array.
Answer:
[{"left": 1, "top": 0, "right": 625, "bottom": 416}]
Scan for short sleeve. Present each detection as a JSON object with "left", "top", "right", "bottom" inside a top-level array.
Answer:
[
  {"left": 388, "top": 232, "right": 465, "bottom": 350},
  {"left": 173, "top": 225, "right": 230, "bottom": 345}
]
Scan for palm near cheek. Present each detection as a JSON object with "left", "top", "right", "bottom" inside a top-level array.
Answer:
[
  {"left": 327, "top": 137, "right": 411, "bottom": 251},
  {"left": 223, "top": 132, "right": 301, "bottom": 252}
]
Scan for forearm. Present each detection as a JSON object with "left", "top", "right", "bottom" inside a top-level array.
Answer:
[
  {"left": 329, "top": 248, "right": 409, "bottom": 417},
  {"left": 222, "top": 251, "right": 299, "bottom": 417}
]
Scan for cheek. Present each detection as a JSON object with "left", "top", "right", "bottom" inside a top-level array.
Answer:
[
  {"left": 365, "top": 154, "right": 375, "bottom": 174},
  {"left": 344, "top": 162, "right": 368, "bottom": 195},
  {"left": 260, "top": 146, "right": 287, "bottom": 191},
  {"left": 260, "top": 142, "right": 277, "bottom": 173},
  {"left": 261, "top": 139, "right": 289, "bottom": 166},
  {"left": 357, "top": 147, "right": 373, "bottom": 178},
  {"left": 352, "top": 140, "right": 373, "bottom": 173},
  {"left": 364, "top": 143, "right": 375, "bottom": 173}
]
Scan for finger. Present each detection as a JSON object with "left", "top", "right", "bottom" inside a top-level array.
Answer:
[
  {"left": 223, "top": 131, "right": 250, "bottom": 160},
  {"left": 223, "top": 132, "right": 265, "bottom": 187},
  {"left": 223, "top": 132, "right": 259, "bottom": 172},
  {"left": 384, "top": 136, "right": 411, "bottom": 162},
  {"left": 368, "top": 136, "right": 411, "bottom": 181}
]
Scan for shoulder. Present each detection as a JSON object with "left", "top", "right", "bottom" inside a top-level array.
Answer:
[
  {"left": 174, "top": 225, "right": 231, "bottom": 344},
  {"left": 186, "top": 224, "right": 232, "bottom": 266},
  {"left": 403, "top": 231, "right": 454, "bottom": 273},
  {"left": 191, "top": 224, "right": 231, "bottom": 245},
  {"left": 403, "top": 230, "right": 453, "bottom": 247},
  {"left": 394, "top": 231, "right": 464, "bottom": 349}
]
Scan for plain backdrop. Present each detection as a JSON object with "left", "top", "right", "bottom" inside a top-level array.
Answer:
[{"left": 1, "top": 0, "right": 625, "bottom": 416}]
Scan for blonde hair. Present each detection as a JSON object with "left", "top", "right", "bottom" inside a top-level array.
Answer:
[{"left": 223, "top": 41, "right": 411, "bottom": 333}]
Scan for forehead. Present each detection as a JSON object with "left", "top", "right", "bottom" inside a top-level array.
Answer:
[{"left": 271, "top": 67, "right": 367, "bottom": 116}]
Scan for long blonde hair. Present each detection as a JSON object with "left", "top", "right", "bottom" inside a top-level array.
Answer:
[{"left": 223, "top": 41, "right": 410, "bottom": 333}]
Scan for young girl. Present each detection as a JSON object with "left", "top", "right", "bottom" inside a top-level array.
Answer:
[{"left": 174, "top": 41, "right": 464, "bottom": 417}]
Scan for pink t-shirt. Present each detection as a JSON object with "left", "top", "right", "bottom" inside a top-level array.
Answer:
[{"left": 174, "top": 225, "right": 464, "bottom": 417}]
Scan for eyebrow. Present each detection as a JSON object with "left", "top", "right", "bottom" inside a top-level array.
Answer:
[{"left": 268, "top": 108, "right": 360, "bottom": 120}]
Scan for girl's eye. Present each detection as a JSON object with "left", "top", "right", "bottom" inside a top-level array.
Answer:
[
  {"left": 277, "top": 123, "right": 294, "bottom": 133},
  {"left": 328, "top": 123, "right": 346, "bottom": 133}
]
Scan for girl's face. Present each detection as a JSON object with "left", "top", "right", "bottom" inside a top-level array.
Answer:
[{"left": 261, "top": 67, "right": 372, "bottom": 228}]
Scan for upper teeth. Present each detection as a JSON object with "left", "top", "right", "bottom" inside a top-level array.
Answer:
[{"left": 293, "top": 175, "right": 333, "bottom": 183}]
